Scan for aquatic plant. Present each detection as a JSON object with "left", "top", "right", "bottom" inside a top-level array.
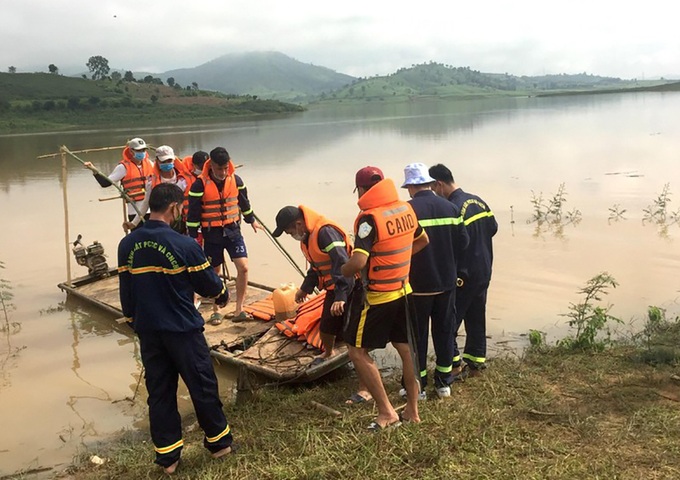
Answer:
[
  {"left": 0, "top": 260, "right": 15, "bottom": 329},
  {"left": 642, "top": 183, "right": 671, "bottom": 224},
  {"left": 558, "top": 272, "right": 621, "bottom": 352},
  {"left": 607, "top": 204, "right": 627, "bottom": 223},
  {"left": 528, "top": 183, "right": 581, "bottom": 238}
]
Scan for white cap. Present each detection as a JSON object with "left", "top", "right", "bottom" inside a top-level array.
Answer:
[
  {"left": 155, "top": 145, "right": 175, "bottom": 161},
  {"left": 401, "top": 162, "right": 435, "bottom": 188},
  {"left": 127, "top": 137, "right": 147, "bottom": 151}
]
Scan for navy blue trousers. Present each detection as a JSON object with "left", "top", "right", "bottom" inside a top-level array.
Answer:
[
  {"left": 412, "top": 289, "right": 456, "bottom": 388},
  {"left": 138, "top": 329, "right": 232, "bottom": 467},
  {"left": 453, "top": 282, "right": 489, "bottom": 369}
]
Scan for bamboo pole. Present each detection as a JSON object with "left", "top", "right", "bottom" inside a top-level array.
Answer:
[
  {"left": 62, "top": 150, "right": 72, "bottom": 286},
  {"left": 59, "top": 145, "right": 146, "bottom": 221},
  {"left": 37, "top": 145, "right": 126, "bottom": 159}
]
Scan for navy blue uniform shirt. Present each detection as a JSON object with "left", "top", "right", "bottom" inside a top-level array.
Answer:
[
  {"left": 118, "top": 220, "right": 226, "bottom": 333},
  {"left": 408, "top": 190, "right": 469, "bottom": 293},
  {"left": 448, "top": 188, "right": 497, "bottom": 286}
]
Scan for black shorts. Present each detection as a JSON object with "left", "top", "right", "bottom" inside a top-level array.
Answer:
[
  {"left": 320, "top": 282, "right": 364, "bottom": 338},
  {"left": 344, "top": 292, "right": 414, "bottom": 349},
  {"left": 203, "top": 226, "right": 247, "bottom": 266}
]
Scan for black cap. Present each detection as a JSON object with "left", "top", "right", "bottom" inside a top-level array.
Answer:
[{"left": 272, "top": 206, "right": 300, "bottom": 237}]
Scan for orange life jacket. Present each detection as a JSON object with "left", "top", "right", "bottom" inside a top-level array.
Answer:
[
  {"left": 181, "top": 155, "right": 201, "bottom": 182},
  {"left": 274, "top": 292, "right": 326, "bottom": 346},
  {"left": 298, "top": 205, "right": 352, "bottom": 291},
  {"left": 355, "top": 178, "right": 417, "bottom": 292},
  {"left": 242, "top": 296, "right": 276, "bottom": 321},
  {"left": 119, "top": 148, "right": 153, "bottom": 202},
  {"left": 197, "top": 160, "right": 239, "bottom": 229},
  {"left": 150, "top": 160, "right": 190, "bottom": 217}
]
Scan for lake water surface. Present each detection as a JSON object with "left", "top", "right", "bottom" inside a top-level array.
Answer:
[{"left": 1, "top": 92, "right": 679, "bottom": 476}]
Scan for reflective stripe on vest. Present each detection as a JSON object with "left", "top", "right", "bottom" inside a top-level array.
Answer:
[
  {"left": 120, "top": 158, "right": 153, "bottom": 203},
  {"left": 299, "top": 205, "right": 352, "bottom": 292},
  {"left": 199, "top": 175, "right": 239, "bottom": 228}
]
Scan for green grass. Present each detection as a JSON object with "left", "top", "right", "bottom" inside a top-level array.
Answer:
[{"left": 59, "top": 343, "right": 680, "bottom": 480}]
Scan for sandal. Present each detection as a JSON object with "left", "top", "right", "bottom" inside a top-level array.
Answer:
[
  {"left": 231, "top": 311, "right": 254, "bottom": 323},
  {"left": 345, "top": 392, "right": 372, "bottom": 405},
  {"left": 208, "top": 312, "right": 223, "bottom": 326},
  {"left": 367, "top": 419, "right": 401, "bottom": 433},
  {"left": 309, "top": 357, "right": 327, "bottom": 368}
]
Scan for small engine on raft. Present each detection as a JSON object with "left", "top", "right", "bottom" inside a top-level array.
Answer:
[{"left": 72, "top": 234, "right": 109, "bottom": 278}]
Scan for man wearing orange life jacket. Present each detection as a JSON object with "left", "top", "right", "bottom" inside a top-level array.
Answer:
[
  {"left": 186, "top": 147, "right": 261, "bottom": 324},
  {"left": 272, "top": 205, "right": 363, "bottom": 367},
  {"left": 125, "top": 145, "right": 190, "bottom": 233},
  {"left": 181, "top": 151, "right": 209, "bottom": 184},
  {"left": 341, "top": 166, "right": 430, "bottom": 431},
  {"left": 84, "top": 137, "right": 154, "bottom": 226}
]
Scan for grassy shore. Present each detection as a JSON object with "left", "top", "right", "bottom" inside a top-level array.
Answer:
[{"left": 56, "top": 340, "right": 680, "bottom": 480}]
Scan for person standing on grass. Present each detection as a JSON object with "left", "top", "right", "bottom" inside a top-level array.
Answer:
[
  {"left": 342, "top": 166, "right": 429, "bottom": 430},
  {"left": 271, "top": 205, "right": 362, "bottom": 367},
  {"left": 402, "top": 162, "right": 469, "bottom": 398},
  {"left": 186, "top": 147, "right": 261, "bottom": 325},
  {"left": 429, "top": 163, "right": 498, "bottom": 376},
  {"left": 117, "top": 183, "right": 235, "bottom": 475}
]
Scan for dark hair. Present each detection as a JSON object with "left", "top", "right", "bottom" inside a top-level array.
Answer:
[
  {"left": 149, "top": 183, "right": 184, "bottom": 212},
  {"left": 192, "top": 150, "right": 209, "bottom": 168},
  {"left": 209, "top": 147, "right": 230, "bottom": 166},
  {"left": 428, "top": 164, "right": 455, "bottom": 184}
]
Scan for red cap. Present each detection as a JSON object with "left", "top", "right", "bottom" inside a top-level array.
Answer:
[{"left": 354, "top": 166, "right": 384, "bottom": 192}]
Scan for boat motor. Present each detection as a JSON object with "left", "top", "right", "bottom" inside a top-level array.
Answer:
[{"left": 72, "top": 234, "right": 109, "bottom": 278}]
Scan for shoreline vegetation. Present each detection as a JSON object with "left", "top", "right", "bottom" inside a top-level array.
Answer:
[
  {"left": 43, "top": 274, "right": 680, "bottom": 480},
  {"left": 2, "top": 68, "right": 679, "bottom": 134}
]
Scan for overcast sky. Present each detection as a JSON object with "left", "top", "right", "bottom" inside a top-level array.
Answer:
[{"left": 2, "top": 0, "right": 678, "bottom": 79}]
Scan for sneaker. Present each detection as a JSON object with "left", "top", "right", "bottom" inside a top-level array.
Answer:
[
  {"left": 435, "top": 385, "right": 451, "bottom": 398},
  {"left": 399, "top": 388, "right": 427, "bottom": 400}
]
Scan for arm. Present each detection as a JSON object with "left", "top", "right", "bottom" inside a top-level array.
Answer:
[
  {"left": 318, "top": 226, "right": 353, "bottom": 303},
  {"left": 88, "top": 163, "right": 126, "bottom": 188},
  {"left": 411, "top": 227, "right": 429, "bottom": 255},
  {"left": 453, "top": 205, "right": 470, "bottom": 260},
  {"left": 235, "top": 175, "right": 256, "bottom": 225},
  {"left": 186, "top": 178, "right": 205, "bottom": 238},
  {"left": 342, "top": 215, "right": 374, "bottom": 277},
  {"left": 341, "top": 251, "right": 368, "bottom": 277},
  {"left": 297, "top": 267, "right": 318, "bottom": 302},
  {"left": 186, "top": 242, "right": 229, "bottom": 305}
]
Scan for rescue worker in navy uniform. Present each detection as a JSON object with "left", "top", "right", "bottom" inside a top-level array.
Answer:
[
  {"left": 401, "top": 163, "right": 469, "bottom": 398},
  {"left": 84, "top": 137, "right": 154, "bottom": 225},
  {"left": 186, "top": 147, "right": 261, "bottom": 325},
  {"left": 118, "top": 183, "right": 234, "bottom": 475},
  {"left": 429, "top": 164, "right": 498, "bottom": 376},
  {"left": 341, "top": 166, "right": 429, "bottom": 430},
  {"left": 272, "top": 205, "right": 361, "bottom": 367}
]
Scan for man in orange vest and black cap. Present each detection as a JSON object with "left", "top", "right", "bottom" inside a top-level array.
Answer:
[
  {"left": 272, "top": 205, "right": 362, "bottom": 367},
  {"left": 186, "top": 147, "right": 261, "bottom": 325},
  {"left": 342, "top": 166, "right": 429, "bottom": 431}
]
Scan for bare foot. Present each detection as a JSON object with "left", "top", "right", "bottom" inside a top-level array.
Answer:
[
  {"left": 211, "top": 445, "right": 234, "bottom": 459},
  {"left": 163, "top": 460, "right": 179, "bottom": 475}
]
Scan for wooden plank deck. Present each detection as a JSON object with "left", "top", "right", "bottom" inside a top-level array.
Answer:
[{"left": 58, "top": 271, "right": 350, "bottom": 383}]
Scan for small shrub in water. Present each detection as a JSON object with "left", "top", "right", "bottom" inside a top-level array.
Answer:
[{"left": 558, "top": 272, "right": 621, "bottom": 352}]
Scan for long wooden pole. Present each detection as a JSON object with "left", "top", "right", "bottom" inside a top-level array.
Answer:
[
  {"left": 61, "top": 150, "right": 72, "bottom": 286},
  {"left": 60, "top": 145, "right": 146, "bottom": 221},
  {"left": 37, "top": 145, "right": 126, "bottom": 159}
]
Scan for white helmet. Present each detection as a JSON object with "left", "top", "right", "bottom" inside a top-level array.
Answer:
[{"left": 127, "top": 137, "right": 147, "bottom": 151}]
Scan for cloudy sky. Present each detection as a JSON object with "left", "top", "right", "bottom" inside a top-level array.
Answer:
[{"left": 2, "top": 0, "right": 678, "bottom": 79}]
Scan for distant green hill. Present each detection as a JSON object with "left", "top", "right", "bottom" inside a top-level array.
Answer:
[
  {"left": 162, "top": 51, "right": 355, "bottom": 101},
  {"left": 315, "top": 62, "right": 669, "bottom": 102},
  {"left": 0, "top": 72, "right": 304, "bottom": 133}
]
